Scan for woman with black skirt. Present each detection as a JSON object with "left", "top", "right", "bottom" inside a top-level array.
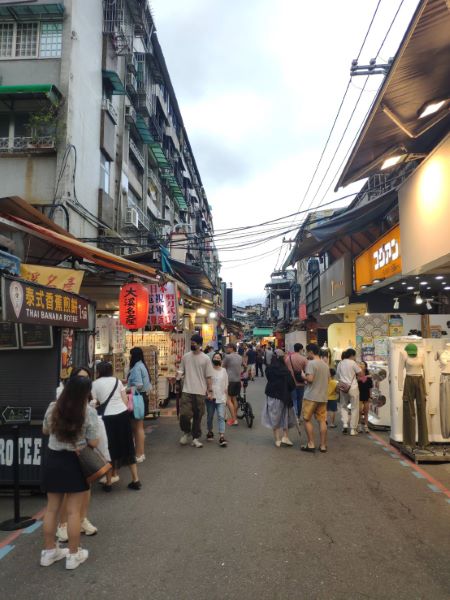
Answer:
[
  {"left": 91, "top": 361, "right": 141, "bottom": 490},
  {"left": 127, "top": 347, "right": 152, "bottom": 463},
  {"left": 41, "top": 376, "right": 98, "bottom": 570}
]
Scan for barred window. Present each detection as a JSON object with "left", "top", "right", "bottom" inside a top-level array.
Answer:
[
  {"left": 40, "top": 22, "right": 62, "bottom": 58},
  {"left": 15, "top": 23, "right": 38, "bottom": 57},
  {"left": 0, "top": 23, "right": 14, "bottom": 58}
]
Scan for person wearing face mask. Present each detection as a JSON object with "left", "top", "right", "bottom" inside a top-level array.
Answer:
[
  {"left": 177, "top": 333, "right": 214, "bottom": 448},
  {"left": 206, "top": 353, "right": 229, "bottom": 447}
]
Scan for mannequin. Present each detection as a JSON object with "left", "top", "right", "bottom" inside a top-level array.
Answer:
[
  {"left": 398, "top": 343, "right": 428, "bottom": 449},
  {"left": 435, "top": 343, "right": 450, "bottom": 439}
]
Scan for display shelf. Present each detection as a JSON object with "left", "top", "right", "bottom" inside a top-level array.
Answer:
[{"left": 390, "top": 439, "right": 450, "bottom": 464}]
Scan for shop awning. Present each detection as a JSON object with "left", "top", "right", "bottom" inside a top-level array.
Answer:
[
  {"left": 0, "top": 84, "right": 62, "bottom": 105},
  {"left": 253, "top": 328, "right": 273, "bottom": 337},
  {"left": 285, "top": 190, "right": 397, "bottom": 265},
  {"left": 0, "top": 4, "right": 64, "bottom": 19},
  {"left": 135, "top": 114, "right": 154, "bottom": 144},
  {"left": 336, "top": 0, "right": 450, "bottom": 189},
  {"left": 102, "top": 70, "right": 126, "bottom": 95},
  {"left": 0, "top": 213, "right": 158, "bottom": 281}
]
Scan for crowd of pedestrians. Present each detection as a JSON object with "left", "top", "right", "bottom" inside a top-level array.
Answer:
[
  {"left": 39, "top": 333, "right": 371, "bottom": 571},
  {"left": 40, "top": 348, "right": 151, "bottom": 570}
]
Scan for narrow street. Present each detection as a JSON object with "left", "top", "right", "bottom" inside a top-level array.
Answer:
[{"left": 1, "top": 376, "right": 450, "bottom": 600}]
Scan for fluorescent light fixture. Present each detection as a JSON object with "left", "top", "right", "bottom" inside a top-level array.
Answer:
[
  {"left": 426, "top": 300, "right": 432, "bottom": 310},
  {"left": 445, "top": 286, "right": 450, "bottom": 291},
  {"left": 389, "top": 286, "right": 394, "bottom": 290},
  {"left": 419, "top": 281, "right": 428, "bottom": 285},
  {"left": 401, "top": 282, "right": 407, "bottom": 286},
  {"left": 209, "top": 311, "right": 217, "bottom": 319},
  {"left": 393, "top": 298, "right": 399, "bottom": 310},
  {"left": 407, "top": 286, "right": 414, "bottom": 290},
  {"left": 197, "top": 308, "right": 207, "bottom": 315},
  {"left": 361, "top": 285, "right": 368, "bottom": 289},
  {"left": 338, "top": 304, "right": 345, "bottom": 308},
  {"left": 418, "top": 99, "right": 446, "bottom": 119},
  {"left": 373, "top": 279, "right": 381, "bottom": 284},
  {"left": 381, "top": 154, "right": 406, "bottom": 170},
  {"left": 436, "top": 276, "right": 444, "bottom": 280}
]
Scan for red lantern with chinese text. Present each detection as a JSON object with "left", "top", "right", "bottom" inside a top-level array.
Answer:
[{"left": 119, "top": 282, "right": 149, "bottom": 331}]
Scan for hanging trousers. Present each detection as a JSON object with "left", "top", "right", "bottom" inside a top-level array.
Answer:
[
  {"left": 402, "top": 375, "right": 428, "bottom": 448},
  {"left": 440, "top": 374, "right": 450, "bottom": 440}
]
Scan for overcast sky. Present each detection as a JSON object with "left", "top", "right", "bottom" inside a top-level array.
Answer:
[{"left": 151, "top": 0, "right": 420, "bottom": 303}]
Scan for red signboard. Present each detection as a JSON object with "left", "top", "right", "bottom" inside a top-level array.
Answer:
[{"left": 299, "top": 304, "right": 307, "bottom": 321}]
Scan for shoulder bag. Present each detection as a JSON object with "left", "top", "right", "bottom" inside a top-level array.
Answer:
[
  {"left": 289, "top": 355, "right": 304, "bottom": 384},
  {"left": 132, "top": 388, "right": 145, "bottom": 420},
  {"left": 337, "top": 375, "right": 355, "bottom": 394},
  {"left": 96, "top": 378, "right": 119, "bottom": 417},
  {"left": 77, "top": 445, "right": 112, "bottom": 484}
]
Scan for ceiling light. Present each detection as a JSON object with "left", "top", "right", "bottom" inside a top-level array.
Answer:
[
  {"left": 419, "top": 281, "right": 428, "bottom": 285},
  {"left": 393, "top": 298, "right": 399, "bottom": 310},
  {"left": 418, "top": 99, "right": 446, "bottom": 119},
  {"left": 338, "top": 304, "right": 345, "bottom": 308},
  {"left": 381, "top": 154, "right": 406, "bottom": 170},
  {"left": 426, "top": 300, "right": 432, "bottom": 310},
  {"left": 209, "top": 311, "right": 217, "bottom": 319},
  {"left": 427, "top": 287, "right": 431, "bottom": 290},
  {"left": 361, "top": 285, "right": 368, "bottom": 289},
  {"left": 442, "top": 282, "right": 448, "bottom": 285},
  {"left": 197, "top": 308, "right": 207, "bottom": 315},
  {"left": 364, "top": 311, "right": 370, "bottom": 317},
  {"left": 445, "top": 286, "right": 450, "bottom": 291},
  {"left": 415, "top": 292, "right": 423, "bottom": 305},
  {"left": 415, "top": 276, "right": 419, "bottom": 280},
  {"left": 373, "top": 279, "right": 381, "bottom": 284},
  {"left": 436, "top": 276, "right": 444, "bottom": 280},
  {"left": 401, "top": 282, "right": 407, "bottom": 286},
  {"left": 389, "top": 286, "right": 394, "bottom": 290},
  {"left": 407, "top": 286, "right": 414, "bottom": 290}
]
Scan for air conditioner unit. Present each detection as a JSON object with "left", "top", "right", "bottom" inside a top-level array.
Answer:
[
  {"left": 125, "top": 207, "right": 139, "bottom": 228},
  {"left": 125, "top": 105, "right": 136, "bottom": 124},
  {"left": 126, "top": 72, "right": 137, "bottom": 94}
]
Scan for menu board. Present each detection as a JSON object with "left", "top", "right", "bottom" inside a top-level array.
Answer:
[
  {"left": 20, "top": 324, "right": 53, "bottom": 349},
  {"left": 0, "top": 321, "right": 19, "bottom": 350}
]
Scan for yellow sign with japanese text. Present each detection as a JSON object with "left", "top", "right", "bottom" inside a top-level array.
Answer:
[
  {"left": 20, "top": 265, "right": 84, "bottom": 294},
  {"left": 354, "top": 225, "right": 402, "bottom": 292}
]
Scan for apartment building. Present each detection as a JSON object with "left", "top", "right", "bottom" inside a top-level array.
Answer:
[{"left": 0, "top": 0, "right": 219, "bottom": 290}]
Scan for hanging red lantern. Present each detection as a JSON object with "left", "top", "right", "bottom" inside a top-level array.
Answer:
[{"left": 119, "top": 282, "right": 149, "bottom": 331}]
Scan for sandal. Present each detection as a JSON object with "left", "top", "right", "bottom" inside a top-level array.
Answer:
[
  {"left": 300, "top": 445, "right": 315, "bottom": 453},
  {"left": 319, "top": 447, "right": 327, "bottom": 453}
]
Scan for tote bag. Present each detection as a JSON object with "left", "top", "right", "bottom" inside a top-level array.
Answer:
[{"left": 133, "top": 390, "right": 145, "bottom": 420}]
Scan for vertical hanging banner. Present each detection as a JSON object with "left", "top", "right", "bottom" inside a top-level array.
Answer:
[{"left": 147, "top": 282, "right": 178, "bottom": 329}]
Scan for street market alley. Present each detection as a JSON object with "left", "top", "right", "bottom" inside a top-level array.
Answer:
[{"left": 1, "top": 376, "right": 450, "bottom": 600}]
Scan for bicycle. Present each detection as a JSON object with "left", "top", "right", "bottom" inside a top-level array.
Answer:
[{"left": 236, "top": 378, "right": 255, "bottom": 428}]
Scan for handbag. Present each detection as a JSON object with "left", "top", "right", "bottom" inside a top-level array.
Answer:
[
  {"left": 132, "top": 389, "right": 145, "bottom": 420},
  {"left": 289, "top": 355, "right": 304, "bottom": 384},
  {"left": 97, "top": 378, "right": 119, "bottom": 417},
  {"left": 337, "top": 375, "right": 355, "bottom": 394},
  {"left": 77, "top": 445, "right": 112, "bottom": 484}
]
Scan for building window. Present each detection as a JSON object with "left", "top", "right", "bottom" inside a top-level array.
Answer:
[
  {"left": 0, "top": 21, "right": 62, "bottom": 59},
  {"left": 100, "top": 154, "right": 111, "bottom": 195},
  {"left": 40, "top": 23, "right": 62, "bottom": 58}
]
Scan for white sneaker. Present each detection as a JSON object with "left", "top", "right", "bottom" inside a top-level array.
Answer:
[
  {"left": 281, "top": 437, "right": 294, "bottom": 446},
  {"left": 191, "top": 438, "right": 203, "bottom": 448},
  {"left": 80, "top": 518, "right": 97, "bottom": 536},
  {"left": 110, "top": 475, "right": 120, "bottom": 484},
  {"left": 40, "top": 544, "right": 68, "bottom": 567},
  {"left": 274, "top": 440, "right": 281, "bottom": 448},
  {"left": 364, "top": 425, "right": 370, "bottom": 433},
  {"left": 350, "top": 429, "right": 359, "bottom": 436},
  {"left": 136, "top": 454, "right": 146, "bottom": 463},
  {"left": 56, "top": 524, "right": 68, "bottom": 543},
  {"left": 357, "top": 424, "right": 363, "bottom": 433},
  {"left": 180, "top": 433, "right": 190, "bottom": 445},
  {"left": 66, "top": 548, "right": 89, "bottom": 570}
]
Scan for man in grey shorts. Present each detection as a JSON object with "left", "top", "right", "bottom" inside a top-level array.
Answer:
[{"left": 222, "top": 343, "right": 243, "bottom": 426}]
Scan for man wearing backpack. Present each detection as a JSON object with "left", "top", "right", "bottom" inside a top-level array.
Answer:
[{"left": 285, "top": 343, "right": 308, "bottom": 420}]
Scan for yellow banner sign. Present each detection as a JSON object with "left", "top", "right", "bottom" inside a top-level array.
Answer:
[
  {"left": 20, "top": 265, "right": 84, "bottom": 294},
  {"left": 354, "top": 225, "right": 402, "bottom": 292}
]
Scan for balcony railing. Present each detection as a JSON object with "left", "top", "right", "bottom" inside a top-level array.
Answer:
[
  {"left": 0, "top": 136, "right": 56, "bottom": 153},
  {"left": 129, "top": 137, "right": 145, "bottom": 169}
]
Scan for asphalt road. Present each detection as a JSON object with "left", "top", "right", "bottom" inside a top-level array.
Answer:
[{"left": 1, "top": 376, "right": 450, "bottom": 600}]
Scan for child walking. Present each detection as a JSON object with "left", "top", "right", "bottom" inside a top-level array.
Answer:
[
  {"left": 327, "top": 368, "right": 339, "bottom": 428},
  {"left": 206, "top": 352, "right": 229, "bottom": 447}
]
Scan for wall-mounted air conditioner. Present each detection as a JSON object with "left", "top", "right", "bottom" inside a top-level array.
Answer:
[
  {"left": 125, "top": 105, "right": 136, "bottom": 124},
  {"left": 125, "top": 207, "right": 139, "bottom": 228}
]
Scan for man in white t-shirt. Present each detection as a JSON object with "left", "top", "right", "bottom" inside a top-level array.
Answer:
[
  {"left": 177, "top": 333, "right": 214, "bottom": 448},
  {"left": 336, "top": 348, "right": 362, "bottom": 436}
]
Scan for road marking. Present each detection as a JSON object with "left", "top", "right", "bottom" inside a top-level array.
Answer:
[
  {"left": 22, "top": 520, "right": 43, "bottom": 534},
  {"left": 0, "top": 508, "right": 46, "bottom": 551},
  {"left": 427, "top": 484, "right": 442, "bottom": 493},
  {"left": 0, "top": 545, "right": 14, "bottom": 560},
  {"left": 369, "top": 431, "right": 450, "bottom": 501},
  {"left": 412, "top": 472, "right": 425, "bottom": 479}
]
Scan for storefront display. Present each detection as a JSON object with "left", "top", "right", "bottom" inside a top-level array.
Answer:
[{"left": 435, "top": 344, "right": 450, "bottom": 439}]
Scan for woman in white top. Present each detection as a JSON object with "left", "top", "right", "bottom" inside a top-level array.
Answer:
[
  {"left": 206, "top": 352, "right": 229, "bottom": 447},
  {"left": 91, "top": 361, "right": 141, "bottom": 491}
]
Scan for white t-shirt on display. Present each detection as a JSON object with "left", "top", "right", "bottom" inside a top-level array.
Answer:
[{"left": 92, "top": 377, "right": 127, "bottom": 416}]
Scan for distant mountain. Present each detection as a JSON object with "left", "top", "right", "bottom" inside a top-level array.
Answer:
[{"left": 235, "top": 296, "right": 265, "bottom": 307}]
